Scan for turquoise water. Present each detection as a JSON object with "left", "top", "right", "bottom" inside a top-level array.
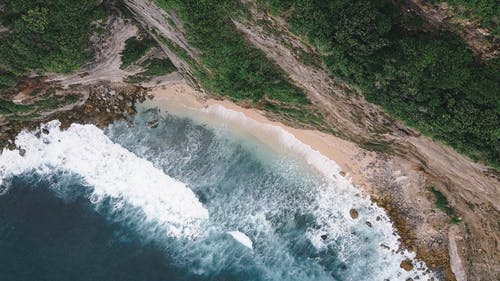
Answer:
[{"left": 0, "top": 107, "right": 435, "bottom": 281}]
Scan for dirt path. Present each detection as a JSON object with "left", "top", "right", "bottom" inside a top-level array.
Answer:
[
  {"left": 51, "top": 16, "right": 138, "bottom": 86},
  {"left": 449, "top": 225, "right": 467, "bottom": 281},
  {"left": 123, "top": 0, "right": 204, "bottom": 87}
]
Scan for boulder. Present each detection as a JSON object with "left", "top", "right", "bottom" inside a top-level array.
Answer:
[
  {"left": 349, "top": 209, "right": 359, "bottom": 219},
  {"left": 400, "top": 258, "right": 414, "bottom": 271}
]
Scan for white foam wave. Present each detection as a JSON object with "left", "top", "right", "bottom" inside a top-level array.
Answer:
[
  {"left": 227, "top": 231, "right": 253, "bottom": 249},
  {"left": 204, "top": 105, "right": 343, "bottom": 181},
  {"left": 0, "top": 120, "right": 208, "bottom": 238},
  {"left": 150, "top": 102, "right": 436, "bottom": 280}
]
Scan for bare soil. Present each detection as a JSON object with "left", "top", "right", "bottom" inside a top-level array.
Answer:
[{"left": 51, "top": 16, "right": 139, "bottom": 86}]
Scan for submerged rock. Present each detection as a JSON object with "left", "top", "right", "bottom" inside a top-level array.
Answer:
[
  {"left": 349, "top": 208, "right": 359, "bottom": 219},
  {"left": 400, "top": 258, "right": 414, "bottom": 271},
  {"left": 147, "top": 119, "right": 159, "bottom": 129}
]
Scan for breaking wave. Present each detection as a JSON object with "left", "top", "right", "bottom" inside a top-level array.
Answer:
[
  {"left": 0, "top": 120, "right": 208, "bottom": 238},
  {"left": 0, "top": 103, "right": 437, "bottom": 280}
]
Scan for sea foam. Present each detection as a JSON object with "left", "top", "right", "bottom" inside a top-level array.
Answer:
[
  {"left": 0, "top": 120, "right": 208, "bottom": 238},
  {"left": 149, "top": 102, "right": 436, "bottom": 280},
  {"left": 227, "top": 231, "right": 253, "bottom": 249}
]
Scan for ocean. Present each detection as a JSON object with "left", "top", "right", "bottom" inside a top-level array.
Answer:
[{"left": 0, "top": 101, "right": 436, "bottom": 281}]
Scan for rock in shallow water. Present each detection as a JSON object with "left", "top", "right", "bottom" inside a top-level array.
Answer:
[
  {"left": 350, "top": 208, "right": 359, "bottom": 219},
  {"left": 400, "top": 258, "right": 414, "bottom": 271}
]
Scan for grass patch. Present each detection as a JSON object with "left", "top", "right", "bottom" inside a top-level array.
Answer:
[
  {"left": 37, "top": 95, "right": 79, "bottom": 110},
  {"left": 63, "top": 94, "right": 79, "bottom": 104},
  {"left": 141, "top": 58, "right": 176, "bottom": 76},
  {"left": 126, "top": 58, "right": 177, "bottom": 83},
  {"left": 0, "top": 99, "right": 32, "bottom": 115},
  {"left": 360, "top": 141, "right": 392, "bottom": 153},
  {"left": 120, "top": 36, "right": 156, "bottom": 69},
  {"left": 36, "top": 97, "right": 59, "bottom": 110},
  {"left": 429, "top": 187, "right": 461, "bottom": 224},
  {"left": 0, "top": 94, "right": 79, "bottom": 116},
  {"left": 124, "top": 75, "right": 145, "bottom": 84},
  {"left": 10, "top": 112, "right": 40, "bottom": 121}
]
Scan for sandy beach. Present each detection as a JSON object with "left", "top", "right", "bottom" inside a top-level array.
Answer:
[
  {"left": 144, "top": 79, "right": 499, "bottom": 280},
  {"left": 146, "top": 80, "right": 377, "bottom": 197}
]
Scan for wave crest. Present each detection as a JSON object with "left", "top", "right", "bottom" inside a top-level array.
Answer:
[{"left": 0, "top": 120, "right": 208, "bottom": 238}]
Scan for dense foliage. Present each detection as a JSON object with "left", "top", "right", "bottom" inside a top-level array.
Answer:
[
  {"left": 431, "top": 0, "right": 499, "bottom": 36},
  {"left": 0, "top": 0, "right": 105, "bottom": 92},
  {"left": 125, "top": 58, "right": 177, "bottom": 83},
  {"left": 258, "top": 0, "right": 499, "bottom": 167},
  {"left": 120, "top": 36, "right": 156, "bottom": 69},
  {"left": 140, "top": 58, "right": 176, "bottom": 77},
  {"left": 154, "top": 0, "right": 328, "bottom": 127}
]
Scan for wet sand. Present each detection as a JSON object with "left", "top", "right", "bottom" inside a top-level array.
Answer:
[{"left": 146, "top": 80, "right": 376, "bottom": 196}]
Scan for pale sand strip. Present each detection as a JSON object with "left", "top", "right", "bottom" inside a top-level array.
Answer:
[{"left": 145, "top": 81, "right": 376, "bottom": 195}]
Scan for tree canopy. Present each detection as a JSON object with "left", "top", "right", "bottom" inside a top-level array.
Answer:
[{"left": 0, "top": 0, "right": 105, "bottom": 91}]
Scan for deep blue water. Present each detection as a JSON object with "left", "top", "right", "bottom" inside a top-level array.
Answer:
[
  {"left": 0, "top": 108, "right": 431, "bottom": 281},
  {"left": 0, "top": 175, "right": 197, "bottom": 281}
]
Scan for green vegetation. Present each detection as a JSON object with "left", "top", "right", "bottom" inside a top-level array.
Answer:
[
  {"left": 0, "top": 94, "right": 78, "bottom": 116},
  {"left": 258, "top": 0, "right": 499, "bottom": 167},
  {"left": 141, "top": 58, "right": 177, "bottom": 77},
  {"left": 431, "top": 0, "right": 500, "bottom": 36},
  {"left": 154, "top": 0, "right": 328, "bottom": 128},
  {"left": 360, "top": 141, "right": 392, "bottom": 153},
  {"left": 0, "top": 0, "right": 106, "bottom": 92},
  {"left": 126, "top": 58, "right": 177, "bottom": 83},
  {"left": 120, "top": 36, "right": 156, "bottom": 69},
  {"left": 429, "top": 187, "right": 461, "bottom": 224},
  {"left": 63, "top": 94, "right": 79, "bottom": 104},
  {"left": 0, "top": 99, "right": 32, "bottom": 115}
]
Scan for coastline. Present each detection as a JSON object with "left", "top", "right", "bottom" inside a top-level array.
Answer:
[
  {"left": 144, "top": 78, "right": 500, "bottom": 281},
  {"left": 2, "top": 77, "right": 490, "bottom": 280},
  {"left": 1, "top": 0, "right": 497, "bottom": 278},
  {"left": 0, "top": 79, "right": 437, "bottom": 281},
  {"left": 144, "top": 80, "right": 443, "bottom": 276},
  {"left": 145, "top": 80, "right": 377, "bottom": 197}
]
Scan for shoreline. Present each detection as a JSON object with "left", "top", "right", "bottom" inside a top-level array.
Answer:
[
  {"left": 144, "top": 78, "right": 500, "bottom": 281},
  {"left": 146, "top": 81, "right": 377, "bottom": 197},
  {"left": 145, "top": 81, "right": 442, "bottom": 277},
  {"left": 1, "top": 77, "right": 483, "bottom": 280},
  {"left": 0, "top": 80, "right": 437, "bottom": 280}
]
